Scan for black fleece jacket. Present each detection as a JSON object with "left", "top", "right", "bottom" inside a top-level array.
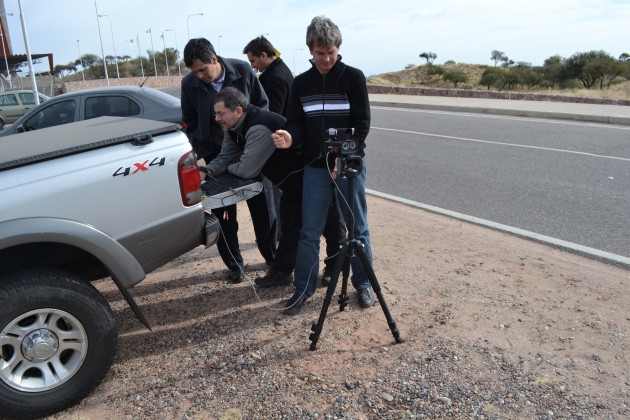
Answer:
[{"left": 284, "top": 56, "right": 371, "bottom": 168}]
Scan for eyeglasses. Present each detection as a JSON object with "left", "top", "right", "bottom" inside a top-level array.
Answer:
[{"left": 215, "top": 107, "right": 241, "bottom": 118}]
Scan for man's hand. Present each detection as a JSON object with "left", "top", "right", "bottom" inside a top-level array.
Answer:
[
  {"left": 272, "top": 129, "right": 293, "bottom": 149},
  {"left": 198, "top": 166, "right": 212, "bottom": 181}
]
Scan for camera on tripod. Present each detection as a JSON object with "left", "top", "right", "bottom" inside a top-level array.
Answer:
[{"left": 324, "top": 128, "right": 358, "bottom": 155}]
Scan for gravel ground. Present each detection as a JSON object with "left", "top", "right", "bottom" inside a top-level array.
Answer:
[{"left": 42, "top": 197, "right": 628, "bottom": 420}]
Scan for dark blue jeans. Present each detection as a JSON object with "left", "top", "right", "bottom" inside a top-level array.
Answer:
[{"left": 293, "top": 161, "right": 373, "bottom": 297}]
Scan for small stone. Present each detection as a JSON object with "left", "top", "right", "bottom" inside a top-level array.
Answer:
[{"left": 381, "top": 392, "right": 394, "bottom": 402}]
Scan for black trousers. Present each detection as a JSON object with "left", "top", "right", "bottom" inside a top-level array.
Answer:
[
  {"left": 271, "top": 195, "right": 302, "bottom": 274},
  {"left": 211, "top": 185, "right": 277, "bottom": 271}
]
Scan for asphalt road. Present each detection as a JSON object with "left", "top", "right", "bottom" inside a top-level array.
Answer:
[
  {"left": 367, "top": 106, "right": 630, "bottom": 260},
  {"left": 164, "top": 86, "right": 629, "bottom": 262}
]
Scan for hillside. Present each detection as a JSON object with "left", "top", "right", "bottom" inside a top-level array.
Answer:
[
  {"left": 367, "top": 63, "right": 630, "bottom": 101},
  {"left": 368, "top": 63, "right": 485, "bottom": 89}
]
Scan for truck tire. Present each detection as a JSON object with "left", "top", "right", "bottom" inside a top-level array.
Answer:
[{"left": 0, "top": 268, "right": 118, "bottom": 419}]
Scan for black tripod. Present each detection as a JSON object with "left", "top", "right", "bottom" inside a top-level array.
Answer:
[{"left": 309, "top": 155, "right": 404, "bottom": 350}]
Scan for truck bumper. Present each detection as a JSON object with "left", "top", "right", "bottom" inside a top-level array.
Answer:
[{"left": 204, "top": 210, "right": 220, "bottom": 248}]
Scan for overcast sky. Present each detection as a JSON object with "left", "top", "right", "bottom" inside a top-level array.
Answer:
[{"left": 5, "top": 0, "right": 629, "bottom": 78}]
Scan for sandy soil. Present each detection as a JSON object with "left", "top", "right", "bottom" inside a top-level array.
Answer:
[{"left": 52, "top": 196, "right": 628, "bottom": 419}]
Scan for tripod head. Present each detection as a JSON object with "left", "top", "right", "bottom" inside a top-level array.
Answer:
[
  {"left": 324, "top": 127, "right": 362, "bottom": 178},
  {"left": 333, "top": 153, "right": 362, "bottom": 179}
]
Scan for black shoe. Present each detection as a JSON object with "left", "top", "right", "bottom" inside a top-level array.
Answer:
[
  {"left": 283, "top": 293, "right": 308, "bottom": 315},
  {"left": 255, "top": 271, "right": 293, "bottom": 288},
  {"left": 228, "top": 268, "right": 245, "bottom": 283},
  {"left": 320, "top": 266, "right": 333, "bottom": 287},
  {"left": 358, "top": 287, "right": 375, "bottom": 308}
]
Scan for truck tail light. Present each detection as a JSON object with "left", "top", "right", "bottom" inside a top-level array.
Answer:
[{"left": 178, "top": 151, "right": 203, "bottom": 206}]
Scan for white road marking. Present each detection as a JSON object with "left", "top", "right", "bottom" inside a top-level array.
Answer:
[
  {"left": 372, "top": 126, "right": 630, "bottom": 162},
  {"left": 367, "top": 188, "right": 630, "bottom": 268}
]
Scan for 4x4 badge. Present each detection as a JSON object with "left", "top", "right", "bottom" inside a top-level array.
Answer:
[{"left": 113, "top": 157, "right": 166, "bottom": 177}]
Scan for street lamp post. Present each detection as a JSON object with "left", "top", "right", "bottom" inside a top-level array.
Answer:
[
  {"left": 98, "top": 14, "right": 120, "bottom": 78},
  {"left": 165, "top": 29, "right": 181, "bottom": 76},
  {"left": 130, "top": 34, "right": 144, "bottom": 78},
  {"left": 186, "top": 13, "right": 203, "bottom": 39},
  {"left": 217, "top": 35, "right": 222, "bottom": 55},
  {"left": 94, "top": 0, "right": 109, "bottom": 86},
  {"left": 17, "top": 0, "right": 39, "bottom": 103},
  {"left": 160, "top": 32, "right": 170, "bottom": 77},
  {"left": 146, "top": 28, "right": 158, "bottom": 76},
  {"left": 77, "top": 39, "right": 85, "bottom": 81},
  {"left": 0, "top": 12, "right": 14, "bottom": 89},
  {"left": 292, "top": 48, "right": 303, "bottom": 75}
]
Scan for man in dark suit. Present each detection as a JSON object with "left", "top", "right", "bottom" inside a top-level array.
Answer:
[{"left": 181, "top": 38, "right": 277, "bottom": 283}]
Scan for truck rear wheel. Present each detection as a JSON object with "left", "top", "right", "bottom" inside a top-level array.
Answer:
[{"left": 0, "top": 268, "right": 118, "bottom": 419}]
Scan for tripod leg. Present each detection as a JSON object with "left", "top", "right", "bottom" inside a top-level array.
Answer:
[
  {"left": 338, "top": 252, "right": 351, "bottom": 311},
  {"left": 309, "top": 243, "right": 350, "bottom": 351},
  {"left": 354, "top": 244, "right": 405, "bottom": 344}
]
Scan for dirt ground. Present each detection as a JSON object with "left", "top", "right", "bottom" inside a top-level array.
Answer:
[{"left": 56, "top": 196, "right": 628, "bottom": 419}]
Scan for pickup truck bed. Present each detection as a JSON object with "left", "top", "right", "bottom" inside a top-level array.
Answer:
[{"left": 0, "top": 116, "right": 180, "bottom": 171}]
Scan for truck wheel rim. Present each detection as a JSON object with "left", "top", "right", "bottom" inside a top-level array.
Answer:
[{"left": 1, "top": 308, "right": 88, "bottom": 392}]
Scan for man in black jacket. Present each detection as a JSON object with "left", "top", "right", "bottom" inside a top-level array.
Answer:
[
  {"left": 273, "top": 16, "right": 376, "bottom": 315},
  {"left": 242, "top": 36, "right": 293, "bottom": 117},
  {"left": 181, "top": 38, "right": 277, "bottom": 283}
]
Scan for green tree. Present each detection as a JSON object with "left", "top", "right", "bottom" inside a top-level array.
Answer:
[
  {"left": 442, "top": 70, "right": 468, "bottom": 87},
  {"left": 479, "top": 67, "right": 504, "bottom": 89},
  {"left": 540, "top": 55, "right": 568, "bottom": 88},
  {"left": 419, "top": 52, "right": 437, "bottom": 64},
  {"left": 54, "top": 63, "right": 77, "bottom": 78},
  {"left": 619, "top": 52, "right": 630, "bottom": 61},
  {"left": 80, "top": 54, "right": 100, "bottom": 68},
  {"left": 490, "top": 50, "right": 508, "bottom": 67},
  {"left": 565, "top": 50, "right": 614, "bottom": 88}
]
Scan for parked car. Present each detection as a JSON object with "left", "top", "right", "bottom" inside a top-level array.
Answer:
[
  {"left": 0, "top": 86, "right": 182, "bottom": 137},
  {"left": 0, "top": 89, "right": 50, "bottom": 129}
]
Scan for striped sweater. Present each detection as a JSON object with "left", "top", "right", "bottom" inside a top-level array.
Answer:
[{"left": 285, "top": 57, "right": 371, "bottom": 168}]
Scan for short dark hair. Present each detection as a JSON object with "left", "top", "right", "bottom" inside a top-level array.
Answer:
[
  {"left": 215, "top": 87, "right": 249, "bottom": 111},
  {"left": 183, "top": 38, "right": 216, "bottom": 67},
  {"left": 242, "top": 36, "right": 276, "bottom": 57},
  {"left": 306, "top": 16, "right": 342, "bottom": 50}
]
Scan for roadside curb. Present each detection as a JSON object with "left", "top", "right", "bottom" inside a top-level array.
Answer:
[
  {"left": 370, "top": 100, "right": 630, "bottom": 126},
  {"left": 367, "top": 189, "right": 630, "bottom": 270}
]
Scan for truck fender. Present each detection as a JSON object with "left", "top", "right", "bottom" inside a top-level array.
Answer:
[{"left": 0, "top": 218, "right": 152, "bottom": 329}]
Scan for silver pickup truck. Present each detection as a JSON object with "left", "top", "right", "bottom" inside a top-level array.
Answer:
[{"left": 0, "top": 117, "right": 221, "bottom": 418}]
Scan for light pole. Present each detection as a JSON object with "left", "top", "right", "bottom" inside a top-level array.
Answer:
[
  {"left": 165, "top": 29, "right": 181, "bottom": 76},
  {"left": 146, "top": 28, "right": 158, "bottom": 76},
  {"left": 186, "top": 12, "right": 203, "bottom": 39},
  {"left": 77, "top": 39, "right": 85, "bottom": 81},
  {"left": 160, "top": 31, "right": 170, "bottom": 77},
  {"left": 0, "top": 12, "right": 14, "bottom": 89},
  {"left": 292, "top": 48, "right": 303, "bottom": 75},
  {"left": 130, "top": 34, "right": 144, "bottom": 78},
  {"left": 217, "top": 35, "right": 222, "bottom": 55},
  {"left": 97, "top": 14, "right": 119, "bottom": 78},
  {"left": 94, "top": 0, "right": 109, "bottom": 86},
  {"left": 17, "top": 0, "right": 39, "bottom": 103}
]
